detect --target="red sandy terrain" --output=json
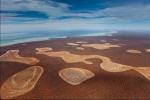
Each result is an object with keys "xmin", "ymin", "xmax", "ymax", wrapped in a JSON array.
[{"xmin": 0, "ymin": 36, "xmax": 150, "ymax": 99}]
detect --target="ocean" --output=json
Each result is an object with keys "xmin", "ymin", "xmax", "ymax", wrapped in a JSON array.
[{"xmin": 0, "ymin": 30, "xmax": 117, "ymax": 46}]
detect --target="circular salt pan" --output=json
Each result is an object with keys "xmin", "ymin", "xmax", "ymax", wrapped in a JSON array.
[
  {"xmin": 126, "ymin": 49, "xmax": 142, "ymax": 54},
  {"xmin": 59, "ymin": 68, "xmax": 95, "ymax": 85},
  {"xmin": 0, "ymin": 66, "xmax": 44, "ymax": 99}
]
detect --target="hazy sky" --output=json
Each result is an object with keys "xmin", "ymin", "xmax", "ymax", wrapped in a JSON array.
[{"xmin": 1, "ymin": 0, "xmax": 150, "ymax": 34}]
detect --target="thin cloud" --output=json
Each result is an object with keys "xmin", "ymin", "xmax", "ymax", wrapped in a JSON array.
[
  {"xmin": 2, "ymin": 17, "xmax": 150, "ymax": 34},
  {"xmin": 2, "ymin": 0, "xmax": 150, "ymax": 20},
  {"xmin": 1, "ymin": 0, "xmax": 70, "ymax": 17},
  {"xmin": 1, "ymin": 0, "xmax": 150, "ymax": 33}
]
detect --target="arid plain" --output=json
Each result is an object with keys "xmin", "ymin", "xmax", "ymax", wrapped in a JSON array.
[{"xmin": 0, "ymin": 36, "xmax": 150, "ymax": 99}]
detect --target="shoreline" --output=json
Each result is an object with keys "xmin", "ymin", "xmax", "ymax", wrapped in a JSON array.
[
  {"xmin": 1, "ymin": 33, "xmax": 150, "ymax": 48},
  {"xmin": 1, "ymin": 31, "xmax": 150, "ymax": 47},
  {"xmin": 1, "ymin": 30, "xmax": 116, "ymax": 47}
]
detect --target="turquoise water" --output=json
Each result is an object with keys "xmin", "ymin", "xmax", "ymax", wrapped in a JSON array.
[{"xmin": 0, "ymin": 30, "xmax": 116, "ymax": 46}]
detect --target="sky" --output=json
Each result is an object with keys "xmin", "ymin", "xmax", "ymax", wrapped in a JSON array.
[{"xmin": 1, "ymin": 0, "xmax": 150, "ymax": 34}]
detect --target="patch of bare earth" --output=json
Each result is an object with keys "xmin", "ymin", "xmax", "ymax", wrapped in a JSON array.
[
  {"xmin": 145, "ymin": 49, "xmax": 150, "ymax": 53},
  {"xmin": 126, "ymin": 49, "xmax": 142, "ymax": 54},
  {"xmin": 82, "ymin": 43, "xmax": 121, "ymax": 50},
  {"xmin": 0, "ymin": 50, "xmax": 39, "ymax": 65},
  {"xmin": 76, "ymin": 47, "xmax": 84, "ymax": 50},
  {"xmin": 0, "ymin": 66, "xmax": 44, "ymax": 99},
  {"xmin": 76, "ymin": 41, "xmax": 88, "ymax": 44},
  {"xmin": 59, "ymin": 68, "xmax": 95, "ymax": 85},
  {"xmin": 67, "ymin": 43, "xmax": 79, "ymax": 46},
  {"xmin": 36, "ymin": 48, "xmax": 150, "ymax": 81}
]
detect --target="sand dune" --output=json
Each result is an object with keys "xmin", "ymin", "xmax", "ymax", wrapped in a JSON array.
[
  {"xmin": 0, "ymin": 66, "xmax": 44, "ymax": 99},
  {"xmin": 59, "ymin": 68, "xmax": 95, "ymax": 85},
  {"xmin": 0, "ymin": 50, "xmax": 39, "ymax": 65}
]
